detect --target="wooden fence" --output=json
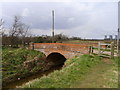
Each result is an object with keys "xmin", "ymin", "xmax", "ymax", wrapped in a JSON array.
[{"xmin": 89, "ymin": 42, "xmax": 117, "ymax": 58}]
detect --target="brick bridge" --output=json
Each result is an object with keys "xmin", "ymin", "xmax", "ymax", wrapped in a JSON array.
[
  {"xmin": 29, "ymin": 43, "xmax": 91, "ymax": 59},
  {"xmin": 28, "ymin": 42, "xmax": 107, "ymax": 68}
]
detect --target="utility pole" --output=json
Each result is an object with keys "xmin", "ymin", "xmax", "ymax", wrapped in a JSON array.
[
  {"xmin": 117, "ymin": 28, "xmax": 120, "ymax": 58},
  {"xmin": 52, "ymin": 10, "xmax": 55, "ymax": 43},
  {"xmin": 118, "ymin": 2, "xmax": 120, "ymax": 59}
]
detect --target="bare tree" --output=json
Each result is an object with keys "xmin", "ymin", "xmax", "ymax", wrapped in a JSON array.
[
  {"xmin": 9, "ymin": 16, "xmax": 21, "ymax": 36},
  {"xmin": 0, "ymin": 19, "xmax": 5, "ymax": 36},
  {"xmin": 9, "ymin": 16, "xmax": 20, "ymax": 47},
  {"xmin": 19, "ymin": 23, "xmax": 30, "ymax": 47},
  {"xmin": 0, "ymin": 19, "xmax": 4, "ymax": 29},
  {"xmin": 9, "ymin": 16, "xmax": 30, "ymax": 47}
]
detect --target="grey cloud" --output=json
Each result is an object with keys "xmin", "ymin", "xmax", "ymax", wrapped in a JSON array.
[
  {"xmin": 1, "ymin": 2, "xmax": 117, "ymax": 39},
  {"xmin": 2, "ymin": 2, "xmax": 90, "ymax": 29}
]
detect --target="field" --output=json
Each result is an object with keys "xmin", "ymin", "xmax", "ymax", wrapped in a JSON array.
[{"xmin": 20, "ymin": 54, "xmax": 118, "ymax": 88}]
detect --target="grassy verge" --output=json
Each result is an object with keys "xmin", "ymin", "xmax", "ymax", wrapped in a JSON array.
[
  {"xmin": 71, "ymin": 57, "xmax": 118, "ymax": 88},
  {"xmin": 20, "ymin": 54, "xmax": 102, "ymax": 88},
  {"xmin": 110, "ymin": 57, "xmax": 119, "ymax": 88},
  {"xmin": 2, "ymin": 48, "xmax": 44, "ymax": 83}
]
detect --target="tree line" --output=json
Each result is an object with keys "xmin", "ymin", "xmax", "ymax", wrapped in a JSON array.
[{"xmin": 1, "ymin": 16, "xmax": 81, "ymax": 48}]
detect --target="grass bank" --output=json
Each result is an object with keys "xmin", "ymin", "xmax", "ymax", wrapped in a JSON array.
[
  {"xmin": 72, "ymin": 57, "xmax": 118, "ymax": 88},
  {"xmin": 20, "ymin": 54, "xmax": 102, "ymax": 88},
  {"xmin": 2, "ymin": 48, "xmax": 45, "ymax": 86}
]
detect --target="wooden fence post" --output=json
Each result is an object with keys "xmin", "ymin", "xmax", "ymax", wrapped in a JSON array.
[
  {"xmin": 89, "ymin": 46, "xmax": 91, "ymax": 54},
  {"xmin": 91, "ymin": 46, "xmax": 93, "ymax": 54},
  {"xmin": 32, "ymin": 42, "xmax": 34, "ymax": 50},
  {"xmin": 118, "ymin": 41, "xmax": 120, "ymax": 59},
  {"xmin": 89, "ymin": 46, "xmax": 93, "ymax": 54},
  {"xmin": 111, "ymin": 42, "xmax": 114, "ymax": 59},
  {"xmin": 98, "ymin": 42, "xmax": 101, "ymax": 56}
]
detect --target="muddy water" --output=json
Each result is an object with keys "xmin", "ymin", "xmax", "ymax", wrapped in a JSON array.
[{"xmin": 3, "ymin": 65, "xmax": 63, "ymax": 89}]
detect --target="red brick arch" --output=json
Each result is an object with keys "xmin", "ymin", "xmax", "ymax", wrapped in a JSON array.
[{"xmin": 29, "ymin": 43, "xmax": 90, "ymax": 58}]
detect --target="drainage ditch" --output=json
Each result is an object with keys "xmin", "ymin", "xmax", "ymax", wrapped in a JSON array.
[{"xmin": 3, "ymin": 52, "xmax": 67, "ymax": 89}]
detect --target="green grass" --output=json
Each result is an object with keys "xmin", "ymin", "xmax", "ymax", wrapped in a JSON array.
[
  {"xmin": 20, "ymin": 54, "xmax": 119, "ymax": 88},
  {"xmin": 72, "ymin": 57, "xmax": 118, "ymax": 88},
  {"xmin": 2, "ymin": 47, "xmax": 44, "ymax": 80},
  {"xmin": 20, "ymin": 54, "xmax": 102, "ymax": 88},
  {"xmin": 62, "ymin": 40, "xmax": 99, "ymax": 44},
  {"xmin": 111, "ymin": 57, "xmax": 119, "ymax": 67}
]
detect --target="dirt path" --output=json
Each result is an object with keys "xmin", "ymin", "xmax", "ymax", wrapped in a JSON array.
[{"xmin": 71, "ymin": 58, "xmax": 118, "ymax": 88}]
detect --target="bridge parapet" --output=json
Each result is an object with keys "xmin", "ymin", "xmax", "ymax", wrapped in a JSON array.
[{"xmin": 29, "ymin": 43, "xmax": 90, "ymax": 58}]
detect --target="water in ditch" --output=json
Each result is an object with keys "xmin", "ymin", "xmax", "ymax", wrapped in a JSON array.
[
  {"xmin": 3, "ymin": 52, "xmax": 67, "ymax": 89},
  {"xmin": 3, "ymin": 65, "xmax": 63, "ymax": 89}
]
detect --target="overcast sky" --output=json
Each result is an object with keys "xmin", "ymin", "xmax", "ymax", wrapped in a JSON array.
[{"xmin": 1, "ymin": 0, "xmax": 118, "ymax": 39}]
